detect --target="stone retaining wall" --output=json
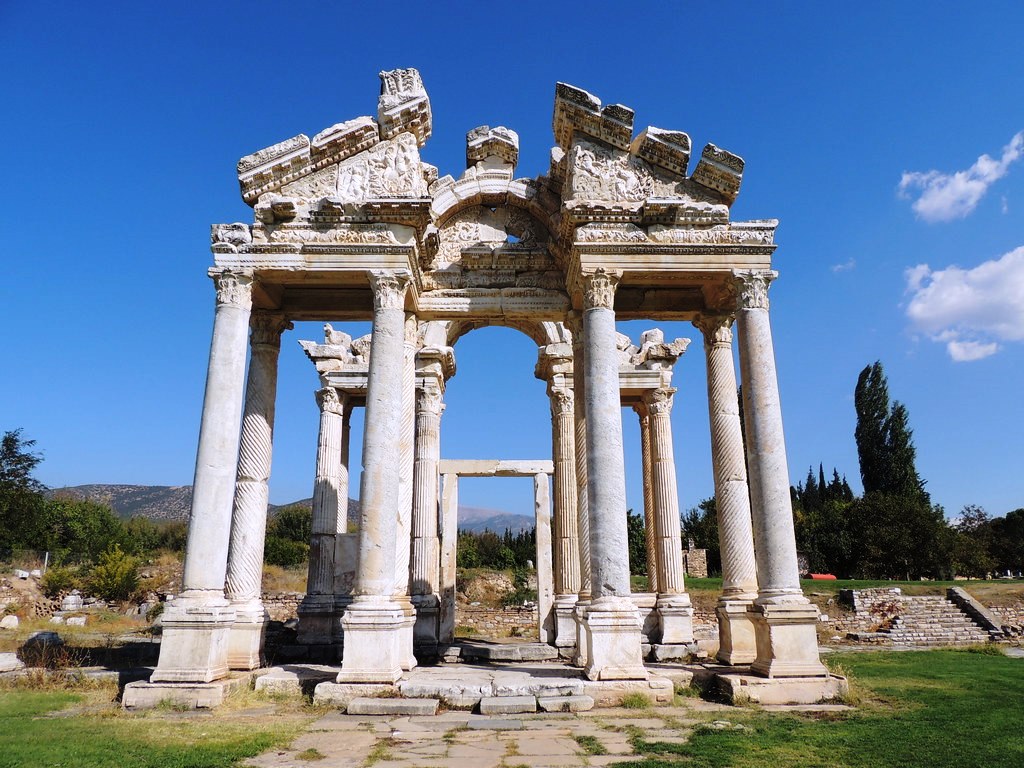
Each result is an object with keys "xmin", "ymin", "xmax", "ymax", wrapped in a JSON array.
[
  {"xmin": 456, "ymin": 606, "xmax": 539, "ymax": 639},
  {"xmin": 263, "ymin": 592, "xmax": 303, "ymax": 622}
]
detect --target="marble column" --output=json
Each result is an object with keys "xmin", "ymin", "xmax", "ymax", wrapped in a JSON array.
[
  {"xmin": 332, "ymin": 403, "xmax": 353, "ymax": 639},
  {"xmin": 580, "ymin": 270, "xmax": 647, "ymax": 680},
  {"xmin": 566, "ymin": 312, "xmax": 592, "ymax": 665},
  {"xmin": 411, "ymin": 381, "xmax": 444, "ymax": 646},
  {"xmin": 634, "ymin": 403, "xmax": 659, "ymax": 595},
  {"xmin": 534, "ymin": 472, "xmax": 555, "ymax": 644},
  {"xmin": 337, "ymin": 270, "xmax": 411, "ymax": 683},
  {"xmin": 393, "ymin": 313, "xmax": 418, "ymax": 671},
  {"xmin": 225, "ymin": 311, "xmax": 291, "ymax": 670},
  {"xmin": 297, "ymin": 386, "xmax": 348, "ymax": 646},
  {"xmin": 694, "ymin": 313, "xmax": 758, "ymax": 665},
  {"xmin": 152, "ymin": 269, "xmax": 252, "ymax": 683},
  {"xmin": 644, "ymin": 388, "xmax": 694, "ymax": 647},
  {"xmin": 438, "ymin": 473, "xmax": 458, "ymax": 645},
  {"xmin": 549, "ymin": 384, "xmax": 580, "ymax": 647},
  {"xmin": 733, "ymin": 270, "xmax": 827, "ymax": 678}
]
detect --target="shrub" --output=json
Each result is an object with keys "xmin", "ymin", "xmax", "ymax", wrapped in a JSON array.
[
  {"xmin": 40, "ymin": 565, "xmax": 81, "ymax": 598},
  {"xmin": 264, "ymin": 536, "xmax": 309, "ymax": 568},
  {"xmin": 88, "ymin": 545, "xmax": 140, "ymax": 601}
]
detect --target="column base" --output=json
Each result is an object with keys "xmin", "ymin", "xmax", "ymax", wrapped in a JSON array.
[
  {"xmin": 750, "ymin": 601, "xmax": 828, "ymax": 678},
  {"xmin": 656, "ymin": 594, "xmax": 694, "ymax": 645},
  {"xmin": 150, "ymin": 597, "xmax": 235, "ymax": 683},
  {"xmin": 583, "ymin": 598, "xmax": 648, "ymax": 681},
  {"xmin": 336, "ymin": 599, "xmax": 406, "ymax": 684},
  {"xmin": 411, "ymin": 594, "xmax": 440, "ymax": 646},
  {"xmin": 553, "ymin": 595, "xmax": 578, "ymax": 648},
  {"xmin": 630, "ymin": 592, "xmax": 658, "ymax": 643},
  {"xmin": 573, "ymin": 599, "xmax": 591, "ymax": 666},
  {"xmin": 297, "ymin": 594, "xmax": 336, "ymax": 646},
  {"xmin": 716, "ymin": 599, "xmax": 757, "ymax": 665},
  {"xmin": 226, "ymin": 601, "xmax": 268, "ymax": 670},
  {"xmin": 395, "ymin": 597, "xmax": 418, "ymax": 672}
]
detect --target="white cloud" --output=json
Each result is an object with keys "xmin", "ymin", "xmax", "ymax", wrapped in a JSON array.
[
  {"xmin": 831, "ymin": 258, "xmax": 856, "ymax": 273},
  {"xmin": 905, "ymin": 246, "xmax": 1024, "ymax": 361},
  {"xmin": 898, "ymin": 131, "xmax": 1024, "ymax": 222}
]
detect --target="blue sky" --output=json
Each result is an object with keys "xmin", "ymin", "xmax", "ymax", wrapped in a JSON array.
[{"xmin": 2, "ymin": 2, "xmax": 1022, "ymax": 520}]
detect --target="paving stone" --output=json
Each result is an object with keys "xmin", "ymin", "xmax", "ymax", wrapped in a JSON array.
[
  {"xmin": 347, "ymin": 697, "xmax": 439, "ymax": 715},
  {"xmin": 479, "ymin": 695, "xmax": 537, "ymax": 714},
  {"xmin": 466, "ymin": 718, "xmax": 524, "ymax": 730}
]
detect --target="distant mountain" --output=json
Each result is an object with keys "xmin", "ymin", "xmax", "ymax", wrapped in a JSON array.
[{"xmin": 46, "ymin": 485, "xmax": 531, "ymax": 532}]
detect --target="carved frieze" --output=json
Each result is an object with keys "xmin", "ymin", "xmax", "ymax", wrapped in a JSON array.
[
  {"xmin": 335, "ymin": 133, "xmax": 428, "ymax": 204},
  {"xmin": 647, "ymin": 224, "xmax": 773, "ymax": 245},
  {"xmin": 576, "ymin": 223, "xmax": 648, "ymax": 243},
  {"xmin": 378, "ymin": 68, "xmax": 431, "ymax": 146}
]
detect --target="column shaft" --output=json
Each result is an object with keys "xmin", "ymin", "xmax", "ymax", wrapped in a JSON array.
[
  {"xmin": 646, "ymin": 390, "xmax": 685, "ymax": 595},
  {"xmin": 636, "ymin": 405, "xmax": 659, "ymax": 593},
  {"xmin": 411, "ymin": 386, "xmax": 443, "ymax": 595},
  {"xmin": 307, "ymin": 388, "xmax": 347, "ymax": 597},
  {"xmin": 550, "ymin": 388, "xmax": 581, "ymax": 597}
]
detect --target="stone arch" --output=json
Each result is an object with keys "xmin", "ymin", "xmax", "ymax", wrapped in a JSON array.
[{"xmin": 444, "ymin": 317, "xmax": 568, "ymax": 348}]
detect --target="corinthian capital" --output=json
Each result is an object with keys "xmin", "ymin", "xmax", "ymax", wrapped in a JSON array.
[
  {"xmin": 582, "ymin": 269, "xmax": 620, "ymax": 310},
  {"xmin": 693, "ymin": 313, "xmax": 734, "ymax": 346},
  {"xmin": 643, "ymin": 387, "xmax": 676, "ymax": 416},
  {"xmin": 368, "ymin": 270, "xmax": 411, "ymax": 311},
  {"xmin": 250, "ymin": 312, "xmax": 293, "ymax": 347},
  {"xmin": 549, "ymin": 386, "xmax": 574, "ymax": 417},
  {"xmin": 315, "ymin": 386, "xmax": 345, "ymax": 416},
  {"xmin": 732, "ymin": 270, "xmax": 777, "ymax": 311},
  {"xmin": 211, "ymin": 269, "xmax": 253, "ymax": 310},
  {"xmin": 416, "ymin": 385, "xmax": 444, "ymax": 416}
]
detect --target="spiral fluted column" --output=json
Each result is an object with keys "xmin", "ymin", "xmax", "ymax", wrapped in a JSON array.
[
  {"xmin": 225, "ymin": 311, "xmax": 291, "ymax": 669},
  {"xmin": 695, "ymin": 313, "xmax": 758, "ymax": 664}
]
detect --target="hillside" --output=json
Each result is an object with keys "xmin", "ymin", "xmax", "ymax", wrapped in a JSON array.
[{"xmin": 47, "ymin": 484, "xmax": 532, "ymax": 532}]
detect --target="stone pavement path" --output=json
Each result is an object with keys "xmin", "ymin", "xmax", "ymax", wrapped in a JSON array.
[{"xmin": 241, "ymin": 703, "xmax": 731, "ymax": 768}]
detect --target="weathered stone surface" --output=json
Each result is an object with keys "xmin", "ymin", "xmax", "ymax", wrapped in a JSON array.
[
  {"xmin": 537, "ymin": 694, "xmax": 595, "ymax": 712},
  {"xmin": 254, "ymin": 665, "xmax": 337, "ymax": 695},
  {"xmin": 0, "ymin": 652, "xmax": 25, "ymax": 672},
  {"xmin": 582, "ymin": 677, "xmax": 674, "ymax": 707},
  {"xmin": 479, "ymin": 695, "xmax": 537, "ymax": 714},
  {"xmin": 122, "ymin": 676, "xmax": 248, "ymax": 710},
  {"xmin": 0, "ymin": 615, "xmax": 18, "ymax": 629},
  {"xmin": 715, "ymin": 672, "xmax": 848, "ymax": 706},
  {"xmin": 347, "ymin": 697, "xmax": 439, "ymax": 715},
  {"xmin": 312, "ymin": 682, "xmax": 396, "ymax": 707}
]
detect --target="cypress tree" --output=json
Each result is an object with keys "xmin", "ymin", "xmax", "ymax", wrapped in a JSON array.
[{"xmin": 855, "ymin": 362, "xmax": 890, "ymax": 494}]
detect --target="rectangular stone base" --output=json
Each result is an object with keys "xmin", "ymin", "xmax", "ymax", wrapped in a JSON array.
[
  {"xmin": 582, "ymin": 677, "xmax": 673, "ymax": 707},
  {"xmin": 714, "ymin": 672, "xmax": 849, "ymax": 705},
  {"xmin": 347, "ymin": 697, "xmax": 439, "ymax": 715},
  {"xmin": 751, "ymin": 602, "xmax": 829, "ymax": 678},
  {"xmin": 150, "ymin": 602, "xmax": 234, "ymax": 683},
  {"xmin": 649, "ymin": 643, "xmax": 694, "ymax": 662},
  {"xmin": 122, "ymin": 675, "xmax": 248, "ymax": 709},
  {"xmin": 336, "ymin": 602, "xmax": 407, "ymax": 683},
  {"xmin": 253, "ymin": 664, "xmax": 338, "ymax": 696},
  {"xmin": 716, "ymin": 601, "xmax": 757, "ymax": 665},
  {"xmin": 583, "ymin": 604, "xmax": 648, "ymax": 681}
]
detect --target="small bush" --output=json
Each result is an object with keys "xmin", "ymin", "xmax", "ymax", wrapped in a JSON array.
[
  {"xmin": 264, "ymin": 536, "xmax": 309, "ymax": 567},
  {"xmin": 620, "ymin": 692, "xmax": 652, "ymax": 709},
  {"xmin": 88, "ymin": 545, "xmax": 140, "ymax": 601},
  {"xmin": 40, "ymin": 565, "xmax": 81, "ymax": 598}
]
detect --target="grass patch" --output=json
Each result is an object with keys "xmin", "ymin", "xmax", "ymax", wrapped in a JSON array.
[
  {"xmin": 0, "ymin": 685, "xmax": 310, "ymax": 768},
  {"xmin": 573, "ymin": 734, "xmax": 608, "ymax": 755},
  {"xmin": 614, "ymin": 649, "xmax": 1024, "ymax": 768},
  {"xmin": 363, "ymin": 736, "xmax": 397, "ymax": 766},
  {"xmin": 296, "ymin": 747, "xmax": 326, "ymax": 760},
  {"xmin": 620, "ymin": 692, "xmax": 652, "ymax": 709}
]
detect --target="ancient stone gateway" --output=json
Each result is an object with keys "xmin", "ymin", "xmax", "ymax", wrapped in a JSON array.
[{"xmin": 124, "ymin": 68, "xmax": 843, "ymax": 707}]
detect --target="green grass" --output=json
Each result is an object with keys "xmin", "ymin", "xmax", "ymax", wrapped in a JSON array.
[
  {"xmin": 0, "ymin": 686, "xmax": 308, "ymax": 768},
  {"xmin": 615, "ymin": 649, "xmax": 1024, "ymax": 768},
  {"xmin": 573, "ymin": 734, "xmax": 608, "ymax": 755}
]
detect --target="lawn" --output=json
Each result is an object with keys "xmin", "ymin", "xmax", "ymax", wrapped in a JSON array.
[
  {"xmin": 0, "ymin": 683, "xmax": 310, "ymax": 768},
  {"xmin": 619, "ymin": 648, "xmax": 1024, "ymax": 768}
]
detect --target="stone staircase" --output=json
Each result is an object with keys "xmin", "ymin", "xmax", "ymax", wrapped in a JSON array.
[{"xmin": 862, "ymin": 595, "xmax": 992, "ymax": 646}]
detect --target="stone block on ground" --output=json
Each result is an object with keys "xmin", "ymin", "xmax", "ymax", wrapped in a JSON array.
[
  {"xmin": 312, "ymin": 681, "xmax": 397, "ymax": 707},
  {"xmin": 537, "ymin": 694, "xmax": 594, "ymax": 712},
  {"xmin": 714, "ymin": 672, "xmax": 848, "ymax": 705},
  {"xmin": 254, "ymin": 664, "xmax": 337, "ymax": 695},
  {"xmin": 122, "ymin": 676, "xmax": 249, "ymax": 709},
  {"xmin": 0, "ymin": 652, "xmax": 25, "ymax": 673},
  {"xmin": 479, "ymin": 695, "xmax": 537, "ymax": 714},
  {"xmin": 583, "ymin": 676, "xmax": 674, "ymax": 707},
  {"xmin": 347, "ymin": 697, "xmax": 439, "ymax": 715}
]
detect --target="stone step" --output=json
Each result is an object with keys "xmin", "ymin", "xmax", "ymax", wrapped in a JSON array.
[
  {"xmin": 479, "ymin": 695, "xmax": 537, "ymax": 714},
  {"xmin": 347, "ymin": 697, "xmax": 440, "ymax": 716},
  {"xmin": 537, "ymin": 694, "xmax": 595, "ymax": 712}
]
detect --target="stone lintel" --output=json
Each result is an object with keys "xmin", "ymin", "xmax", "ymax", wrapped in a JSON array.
[{"xmin": 438, "ymin": 459, "xmax": 554, "ymax": 477}]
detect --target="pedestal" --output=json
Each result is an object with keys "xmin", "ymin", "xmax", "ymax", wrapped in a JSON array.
[
  {"xmin": 226, "ymin": 601, "xmax": 268, "ymax": 670},
  {"xmin": 716, "ymin": 600, "xmax": 757, "ymax": 665},
  {"xmin": 297, "ymin": 594, "xmax": 336, "ymax": 646},
  {"xmin": 553, "ymin": 596, "xmax": 578, "ymax": 648},
  {"xmin": 151, "ymin": 601, "xmax": 235, "ymax": 683},
  {"xmin": 583, "ymin": 600, "xmax": 648, "ymax": 681},
  {"xmin": 656, "ymin": 594, "xmax": 694, "ymax": 645},
  {"xmin": 750, "ymin": 602, "xmax": 828, "ymax": 678},
  {"xmin": 336, "ymin": 600, "xmax": 406, "ymax": 683},
  {"xmin": 412, "ymin": 593, "xmax": 439, "ymax": 647}
]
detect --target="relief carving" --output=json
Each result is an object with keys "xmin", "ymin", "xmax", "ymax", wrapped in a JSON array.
[
  {"xmin": 582, "ymin": 269, "xmax": 619, "ymax": 310},
  {"xmin": 732, "ymin": 270, "xmax": 776, "ymax": 311},
  {"xmin": 335, "ymin": 133, "xmax": 427, "ymax": 203}
]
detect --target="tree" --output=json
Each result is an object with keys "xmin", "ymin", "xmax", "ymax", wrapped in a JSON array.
[
  {"xmin": 0, "ymin": 429, "xmax": 48, "ymax": 553},
  {"xmin": 951, "ymin": 505, "xmax": 995, "ymax": 578},
  {"xmin": 990, "ymin": 509, "xmax": 1024, "ymax": 575},
  {"xmin": 626, "ymin": 509, "xmax": 647, "ymax": 576},
  {"xmin": 681, "ymin": 497, "xmax": 720, "ymax": 575},
  {"xmin": 854, "ymin": 362, "xmax": 927, "ymax": 501}
]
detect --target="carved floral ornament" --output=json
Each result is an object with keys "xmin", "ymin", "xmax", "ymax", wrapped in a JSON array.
[
  {"xmin": 250, "ymin": 312, "xmax": 293, "ymax": 346},
  {"xmin": 693, "ymin": 314, "xmax": 734, "ymax": 346},
  {"xmin": 643, "ymin": 387, "xmax": 676, "ymax": 415},
  {"xmin": 212, "ymin": 270, "xmax": 254, "ymax": 310},
  {"xmin": 315, "ymin": 386, "xmax": 345, "ymax": 416},
  {"xmin": 582, "ymin": 269, "xmax": 621, "ymax": 310},
  {"xmin": 368, "ymin": 270, "xmax": 411, "ymax": 311},
  {"xmin": 417, "ymin": 385, "xmax": 445, "ymax": 415},
  {"xmin": 549, "ymin": 387, "xmax": 574, "ymax": 416},
  {"xmin": 732, "ymin": 269, "xmax": 777, "ymax": 311}
]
